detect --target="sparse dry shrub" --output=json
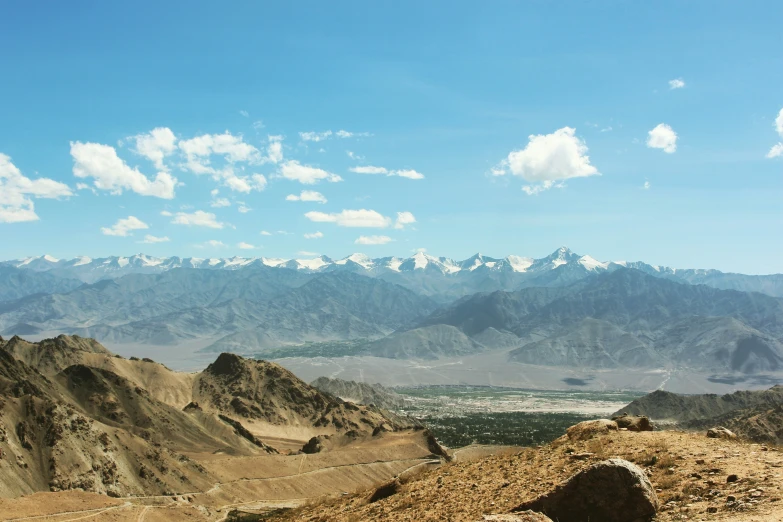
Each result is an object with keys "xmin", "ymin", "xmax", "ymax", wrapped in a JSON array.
[
  {"xmin": 656, "ymin": 453, "xmax": 676, "ymax": 469},
  {"xmin": 656, "ymin": 474, "xmax": 679, "ymax": 490}
]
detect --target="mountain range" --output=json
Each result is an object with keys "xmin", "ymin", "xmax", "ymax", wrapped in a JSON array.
[
  {"xmin": 3, "ymin": 247, "xmax": 783, "ymax": 301},
  {"xmin": 1, "ymin": 248, "xmax": 782, "ymax": 376}
]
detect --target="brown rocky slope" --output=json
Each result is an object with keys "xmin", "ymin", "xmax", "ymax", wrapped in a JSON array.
[{"xmin": 0, "ymin": 335, "xmax": 420, "ymax": 500}]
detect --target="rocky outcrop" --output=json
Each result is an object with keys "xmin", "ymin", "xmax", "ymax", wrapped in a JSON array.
[
  {"xmin": 612, "ymin": 414, "xmax": 653, "ymax": 432},
  {"xmin": 706, "ymin": 426, "xmax": 737, "ymax": 439},
  {"xmin": 564, "ymin": 419, "xmax": 618, "ymax": 441},
  {"xmin": 513, "ymin": 458, "xmax": 659, "ymax": 522}
]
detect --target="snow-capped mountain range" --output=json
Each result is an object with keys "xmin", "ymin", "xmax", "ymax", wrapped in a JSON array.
[{"xmin": 1, "ymin": 247, "xmax": 698, "ymax": 281}]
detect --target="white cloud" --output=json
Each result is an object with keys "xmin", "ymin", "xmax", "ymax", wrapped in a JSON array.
[
  {"xmin": 211, "ymin": 197, "xmax": 231, "ymax": 208},
  {"xmin": 349, "ymin": 165, "xmax": 424, "ymax": 179},
  {"xmin": 239, "ymin": 110, "xmax": 249, "ymax": 118},
  {"xmin": 394, "ymin": 169, "xmax": 425, "ymax": 180},
  {"xmin": 337, "ymin": 130, "xmax": 371, "ymax": 138},
  {"xmin": 129, "ymin": 127, "xmax": 177, "ymax": 170},
  {"xmin": 647, "ymin": 123, "xmax": 678, "ymax": 153},
  {"xmin": 351, "ymin": 166, "xmax": 388, "ymax": 174},
  {"xmin": 178, "ymin": 132, "xmax": 277, "ymax": 192},
  {"xmin": 394, "ymin": 211, "xmax": 416, "ymax": 229},
  {"xmin": 305, "ymin": 209, "xmax": 392, "ymax": 228},
  {"xmin": 766, "ymin": 108, "xmax": 783, "ymax": 159},
  {"xmin": 70, "ymin": 141, "xmax": 177, "ymax": 198},
  {"xmin": 160, "ymin": 210, "xmax": 173, "ymax": 217},
  {"xmin": 495, "ymin": 127, "xmax": 599, "ymax": 194},
  {"xmin": 600, "ymin": 126, "xmax": 613, "ymax": 132},
  {"xmin": 279, "ymin": 160, "xmax": 342, "ymax": 184},
  {"xmin": 414, "ymin": 247, "xmax": 427, "ymax": 253},
  {"xmin": 643, "ymin": 181, "xmax": 651, "ymax": 190},
  {"xmin": 304, "ymin": 231, "xmax": 324, "ymax": 239},
  {"xmin": 668, "ymin": 78, "xmax": 686, "ymax": 90},
  {"xmin": 260, "ymin": 230, "xmax": 272, "ymax": 236},
  {"xmin": 179, "ymin": 131, "xmax": 260, "ymax": 164},
  {"xmin": 100, "ymin": 216, "xmax": 149, "ymax": 236},
  {"xmin": 0, "ymin": 153, "xmax": 73, "ymax": 223},
  {"xmin": 298, "ymin": 251, "xmax": 319, "ymax": 256},
  {"xmin": 237, "ymin": 242, "xmax": 256, "ymax": 249},
  {"xmin": 346, "ymin": 151, "xmax": 364, "ymax": 160},
  {"xmin": 170, "ymin": 210, "xmax": 225, "ymax": 229},
  {"xmin": 286, "ymin": 190, "xmax": 327, "ymax": 203},
  {"xmin": 267, "ymin": 136, "xmax": 283, "ymax": 164},
  {"xmin": 522, "ymin": 181, "xmax": 564, "ymax": 196},
  {"xmin": 141, "ymin": 234, "xmax": 170, "ymax": 243},
  {"xmin": 299, "ymin": 130, "xmax": 333, "ymax": 142},
  {"xmin": 203, "ymin": 240, "xmax": 225, "ymax": 248},
  {"xmin": 253, "ymin": 120, "xmax": 265, "ymax": 130},
  {"xmin": 251, "ymin": 174, "xmax": 268, "ymax": 190},
  {"xmin": 238, "ymin": 204, "xmax": 251, "ymax": 213},
  {"xmin": 355, "ymin": 235, "xmax": 393, "ymax": 245}
]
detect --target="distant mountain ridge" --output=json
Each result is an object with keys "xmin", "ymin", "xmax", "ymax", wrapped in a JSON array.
[{"xmin": 3, "ymin": 247, "xmax": 782, "ymax": 299}]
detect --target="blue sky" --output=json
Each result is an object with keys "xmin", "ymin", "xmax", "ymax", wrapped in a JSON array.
[{"xmin": 1, "ymin": 1, "xmax": 781, "ymax": 274}]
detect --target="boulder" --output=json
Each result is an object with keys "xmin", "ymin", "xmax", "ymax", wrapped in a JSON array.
[
  {"xmin": 369, "ymin": 478, "xmax": 400, "ymax": 503},
  {"xmin": 481, "ymin": 512, "xmax": 553, "ymax": 521},
  {"xmin": 513, "ymin": 458, "xmax": 659, "ymax": 522},
  {"xmin": 612, "ymin": 414, "xmax": 653, "ymax": 432},
  {"xmin": 707, "ymin": 427, "xmax": 737, "ymax": 440},
  {"xmin": 301, "ymin": 435, "xmax": 331, "ymax": 454},
  {"xmin": 565, "ymin": 419, "xmax": 618, "ymax": 441}
]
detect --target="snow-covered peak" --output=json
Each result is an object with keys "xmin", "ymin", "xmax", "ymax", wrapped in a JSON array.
[
  {"xmin": 336, "ymin": 253, "xmax": 374, "ymax": 269},
  {"xmin": 42, "ymin": 254, "xmax": 60, "ymax": 263},
  {"xmin": 578, "ymin": 255, "xmax": 610, "ymax": 271},
  {"xmin": 506, "ymin": 255, "xmax": 534, "ymax": 273},
  {"xmin": 295, "ymin": 256, "xmax": 331, "ymax": 271}
]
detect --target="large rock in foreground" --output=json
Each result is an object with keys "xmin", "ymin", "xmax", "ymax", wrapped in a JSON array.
[
  {"xmin": 565, "ymin": 419, "xmax": 618, "ymax": 441},
  {"xmin": 513, "ymin": 458, "xmax": 659, "ymax": 522}
]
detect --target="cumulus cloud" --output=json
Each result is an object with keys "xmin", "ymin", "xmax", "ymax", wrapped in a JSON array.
[
  {"xmin": 0, "ymin": 153, "xmax": 73, "ymax": 223},
  {"xmin": 237, "ymin": 242, "xmax": 256, "ymax": 249},
  {"xmin": 200, "ymin": 240, "xmax": 225, "ymax": 248},
  {"xmin": 304, "ymin": 231, "xmax": 324, "ymax": 239},
  {"xmin": 141, "ymin": 234, "xmax": 170, "ymax": 243},
  {"xmin": 355, "ymin": 235, "xmax": 393, "ymax": 245},
  {"xmin": 237, "ymin": 204, "xmax": 251, "ymax": 213},
  {"xmin": 70, "ymin": 141, "xmax": 177, "ymax": 199},
  {"xmin": 179, "ymin": 131, "xmax": 260, "ymax": 165},
  {"xmin": 211, "ymin": 197, "xmax": 231, "ymax": 208},
  {"xmin": 493, "ymin": 127, "xmax": 599, "ymax": 194},
  {"xmin": 170, "ymin": 210, "xmax": 225, "ymax": 229},
  {"xmin": 279, "ymin": 161, "xmax": 342, "ymax": 184},
  {"xmin": 349, "ymin": 165, "xmax": 424, "ymax": 179},
  {"xmin": 647, "ymin": 123, "xmax": 678, "ymax": 153},
  {"xmin": 668, "ymin": 78, "xmax": 686, "ymax": 89},
  {"xmin": 129, "ymin": 127, "xmax": 177, "ymax": 170},
  {"xmin": 394, "ymin": 211, "xmax": 416, "ymax": 229},
  {"xmin": 298, "ymin": 251, "xmax": 319, "ymax": 256},
  {"xmin": 100, "ymin": 216, "xmax": 149, "ymax": 236},
  {"xmin": 286, "ymin": 190, "xmax": 327, "ymax": 203},
  {"xmin": 766, "ymin": 108, "xmax": 783, "ymax": 159},
  {"xmin": 305, "ymin": 209, "xmax": 392, "ymax": 228}
]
